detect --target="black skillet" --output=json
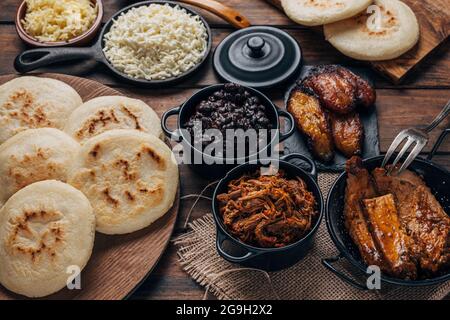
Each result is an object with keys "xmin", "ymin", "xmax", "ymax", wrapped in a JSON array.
[
  {"xmin": 324, "ymin": 128, "xmax": 450, "ymax": 289},
  {"xmin": 14, "ymin": 1, "xmax": 212, "ymax": 86},
  {"xmin": 212, "ymin": 153, "xmax": 324, "ymax": 272}
]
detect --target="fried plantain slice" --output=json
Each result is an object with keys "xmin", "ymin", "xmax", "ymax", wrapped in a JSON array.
[
  {"xmin": 287, "ymin": 87, "xmax": 334, "ymax": 162},
  {"xmin": 302, "ymin": 65, "xmax": 356, "ymax": 114},
  {"xmin": 302, "ymin": 65, "xmax": 376, "ymax": 114},
  {"xmin": 330, "ymin": 112, "xmax": 364, "ymax": 157}
]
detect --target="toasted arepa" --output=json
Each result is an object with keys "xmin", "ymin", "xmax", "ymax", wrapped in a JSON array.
[
  {"xmin": 0, "ymin": 180, "xmax": 95, "ymax": 298},
  {"xmin": 64, "ymin": 96, "xmax": 162, "ymax": 144},
  {"xmin": 0, "ymin": 128, "xmax": 81, "ymax": 206},
  {"xmin": 0, "ymin": 76, "xmax": 82, "ymax": 144},
  {"xmin": 281, "ymin": 0, "xmax": 372, "ymax": 26},
  {"xmin": 68, "ymin": 129, "xmax": 178, "ymax": 235},
  {"xmin": 324, "ymin": 0, "xmax": 420, "ymax": 60}
]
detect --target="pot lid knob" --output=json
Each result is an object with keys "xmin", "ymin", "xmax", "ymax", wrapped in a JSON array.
[
  {"xmin": 247, "ymin": 36, "xmax": 265, "ymax": 58},
  {"xmin": 213, "ymin": 26, "xmax": 303, "ymax": 89}
]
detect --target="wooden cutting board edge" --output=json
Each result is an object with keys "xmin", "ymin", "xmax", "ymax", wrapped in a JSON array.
[
  {"xmin": 264, "ymin": 0, "xmax": 450, "ymax": 84},
  {"xmin": 0, "ymin": 73, "xmax": 180, "ymax": 300}
]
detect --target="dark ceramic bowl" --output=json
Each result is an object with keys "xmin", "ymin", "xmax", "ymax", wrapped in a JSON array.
[
  {"xmin": 15, "ymin": 0, "xmax": 104, "ymax": 47},
  {"xmin": 211, "ymin": 153, "xmax": 324, "ymax": 271},
  {"xmin": 161, "ymin": 84, "xmax": 296, "ymax": 177}
]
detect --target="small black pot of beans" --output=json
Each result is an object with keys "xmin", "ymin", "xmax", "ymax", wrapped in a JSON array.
[{"xmin": 162, "ymin": 83, "xmax": 295, "ymax": 177}]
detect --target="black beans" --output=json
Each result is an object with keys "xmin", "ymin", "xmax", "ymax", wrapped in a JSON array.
[{"xmin": 184, "ymin": 84, "xmax": 272, "ymax": 140}]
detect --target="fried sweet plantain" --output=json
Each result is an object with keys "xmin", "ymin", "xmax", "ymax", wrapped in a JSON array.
[
  {"xmin": 287, "ymin": 87, "xmax": 334, "ymax": 162},
  {"xmin": 302, "ymin": 65, "xmax": 376, "ymax": 114},
  {"xmin": 330, "ymin": 112, "xmax": 364, "ymax": 157},
  {"xmin": 351, "ymin": 72, "xmax": 376, "ymax": 109}
]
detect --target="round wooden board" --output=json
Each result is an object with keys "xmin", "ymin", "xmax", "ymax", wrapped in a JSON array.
[{"xmin": 0, "ymin": 73, "xmax": 180, "ymax": 300}]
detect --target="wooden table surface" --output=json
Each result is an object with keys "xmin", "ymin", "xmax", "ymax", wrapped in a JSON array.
[{"xmin": 3, "ymin": 0, "xmax": 449, "ymax": 300}]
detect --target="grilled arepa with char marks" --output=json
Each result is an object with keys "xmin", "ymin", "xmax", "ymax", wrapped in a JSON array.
[
  {"xmin": 64, "ymin": 96, "xmax": 163, "ymax": 144},
  {"xmin": 324, "ymin": 0, "xmax": 420, "ymax": 61},
  {"xmin": 0, "ymin": 76, "xmax": 82, "ymax": 144},
  {"xmin": 68, "ymin": 129, "xmax": 179, "ymax": 235},
  {"xmin": 0, "ymin": 128, "xmax": 81, "ymax": 207},
  {"xmin": 0, "ymin": 180, "xmax": 95, "ymax": 298},
  {"xmin": 287, "ymin": 87, "xmax": 334, "ymax": 162},
  {"xmin": 281, "ymin": 0, "xmax": 372, "ymax": 26}
]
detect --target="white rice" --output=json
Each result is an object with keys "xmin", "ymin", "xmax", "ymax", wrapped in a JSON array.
[{"xmin": 103, "ymin": 4, "xmax": 208, "ymax": 81}]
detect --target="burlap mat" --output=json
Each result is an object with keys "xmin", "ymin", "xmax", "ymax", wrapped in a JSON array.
[{"xmin": 174, "ymin": 173, "xmax": 450, "ymax": 300}]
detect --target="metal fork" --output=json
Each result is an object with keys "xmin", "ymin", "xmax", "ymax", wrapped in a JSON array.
[{"xmin": 382, "ymin": 99, "xmax": 450, "ymax": 174}]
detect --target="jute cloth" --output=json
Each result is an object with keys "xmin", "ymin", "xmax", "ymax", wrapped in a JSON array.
[{"xmin": 174, "ymin": 173, "xmax": 450, "ymax": 300}]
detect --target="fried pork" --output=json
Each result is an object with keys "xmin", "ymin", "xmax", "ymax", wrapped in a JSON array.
[
  {"xmin": 372, "ymin": 166, "xmax": 450, "ymax": 275},
  {"xmin": 217, "ymin": 170, "xmax": 318, "ymax": 248},
  {"xmin": 344, "ymin": 156, "xmax": 449, "ymax": 280}
]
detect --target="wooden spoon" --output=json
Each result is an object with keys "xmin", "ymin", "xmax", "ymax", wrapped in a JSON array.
[{"xmin": 179, "ymin": 0, "xmax": 251, "ymax": 29}]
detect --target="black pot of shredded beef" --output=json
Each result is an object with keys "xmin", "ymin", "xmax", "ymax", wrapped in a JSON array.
[{"xmin": 184, "ymin": 83, "xmax": 273, "ymax": 154}]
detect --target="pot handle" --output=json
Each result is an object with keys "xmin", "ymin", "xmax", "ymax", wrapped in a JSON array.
[
  {"xmin": 216, "ymin": 230, "xmax": 257, "ymax": 264},
  {"xmin": 427, "ymin": 128, "xmax": 450, "ymax": 160},
  {"xmin": 14, "ymin": 47, "xmax": 97, "ymax": 73},
  {"xmin": 277, "ymin": 109, "xmax": 296, "ymax": 142},
  {"xmin": 179, "ymin": 0, "xmax": 251, "ymax": 29},
  {"xmin": 321, "ymin": 255, "xmax": 368, "ymax": 291},
  {"xmin": 161, "ymin": 106, "xmax": 182, "ymax": 142},
  {"xmin": 281, "ymin": 153, "xmax": 317, "ymax": 180}
]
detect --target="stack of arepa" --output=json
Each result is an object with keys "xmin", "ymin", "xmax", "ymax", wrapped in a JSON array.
[
  {"xmin": 281, "ymin": 0, "xmax": 420, "ymax": 61},
  {"xmin": 0, "ymin": 76, "xmax": 178, "ymax": 298}
]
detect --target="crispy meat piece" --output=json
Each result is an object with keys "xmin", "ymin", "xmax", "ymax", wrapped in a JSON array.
[
  {"xmin": 344, "ymin": 156, "xmax": 384, "ymax": 268},
  {"xmin": 362, "ymin": 194, "xmax": 417, "ymax": 279},
  {"xmin": 372, "ymin": 167, "xmax": 450, "ymax": 275},
  {"xmin": 301, "ymin": 65, "xmax": 376, "ymax": 114},
  {"xmin": 287, "ymin": 87, "xmax": 334, "ymax": 162},
  {"xmin": 330, "ymin": 112, "xmax": 364, "ymax": 157},
  {"xmin": 345, "ymin": 158, "xmax": 449, "ymax": 279}
]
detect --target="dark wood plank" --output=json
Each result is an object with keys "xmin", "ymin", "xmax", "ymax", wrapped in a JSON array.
[
  {"xmin": 1, "ymin": 24, "xmax": 449, "ymax": 88},
  {"xmin": 131, "ymin": 245, "xmax": 205, "ymax": 300}
]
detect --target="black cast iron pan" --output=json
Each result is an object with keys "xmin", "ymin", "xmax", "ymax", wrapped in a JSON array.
[
  {"xmin": 14, "ymin": 1, "xmax": 212, "ymax": 87},
  {"xmin": 212, "ymin": 153, "xmax": 324, "ymax": 271},
  {"xmin": 324, "ymin": 128, "xmax": 450, "ymax": 289}
]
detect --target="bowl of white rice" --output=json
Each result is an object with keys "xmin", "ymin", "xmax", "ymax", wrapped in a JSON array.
[{"xmin": 101, "ymin": 0, "xmax": 211, "ymax": 84}]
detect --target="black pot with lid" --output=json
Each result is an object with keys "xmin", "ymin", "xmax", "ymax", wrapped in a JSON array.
[{"xmin": 213, "ymin": 26, "xmax": 302, "ymax": 89}]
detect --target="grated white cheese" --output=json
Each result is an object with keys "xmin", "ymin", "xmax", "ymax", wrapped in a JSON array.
[
  {"xmin": 103, "ymin": 4, "xmax": 208, "ymax": 81},
  {"xmin": 22, "ymin": 0, "xmax": 98, "ymax": 42}
]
